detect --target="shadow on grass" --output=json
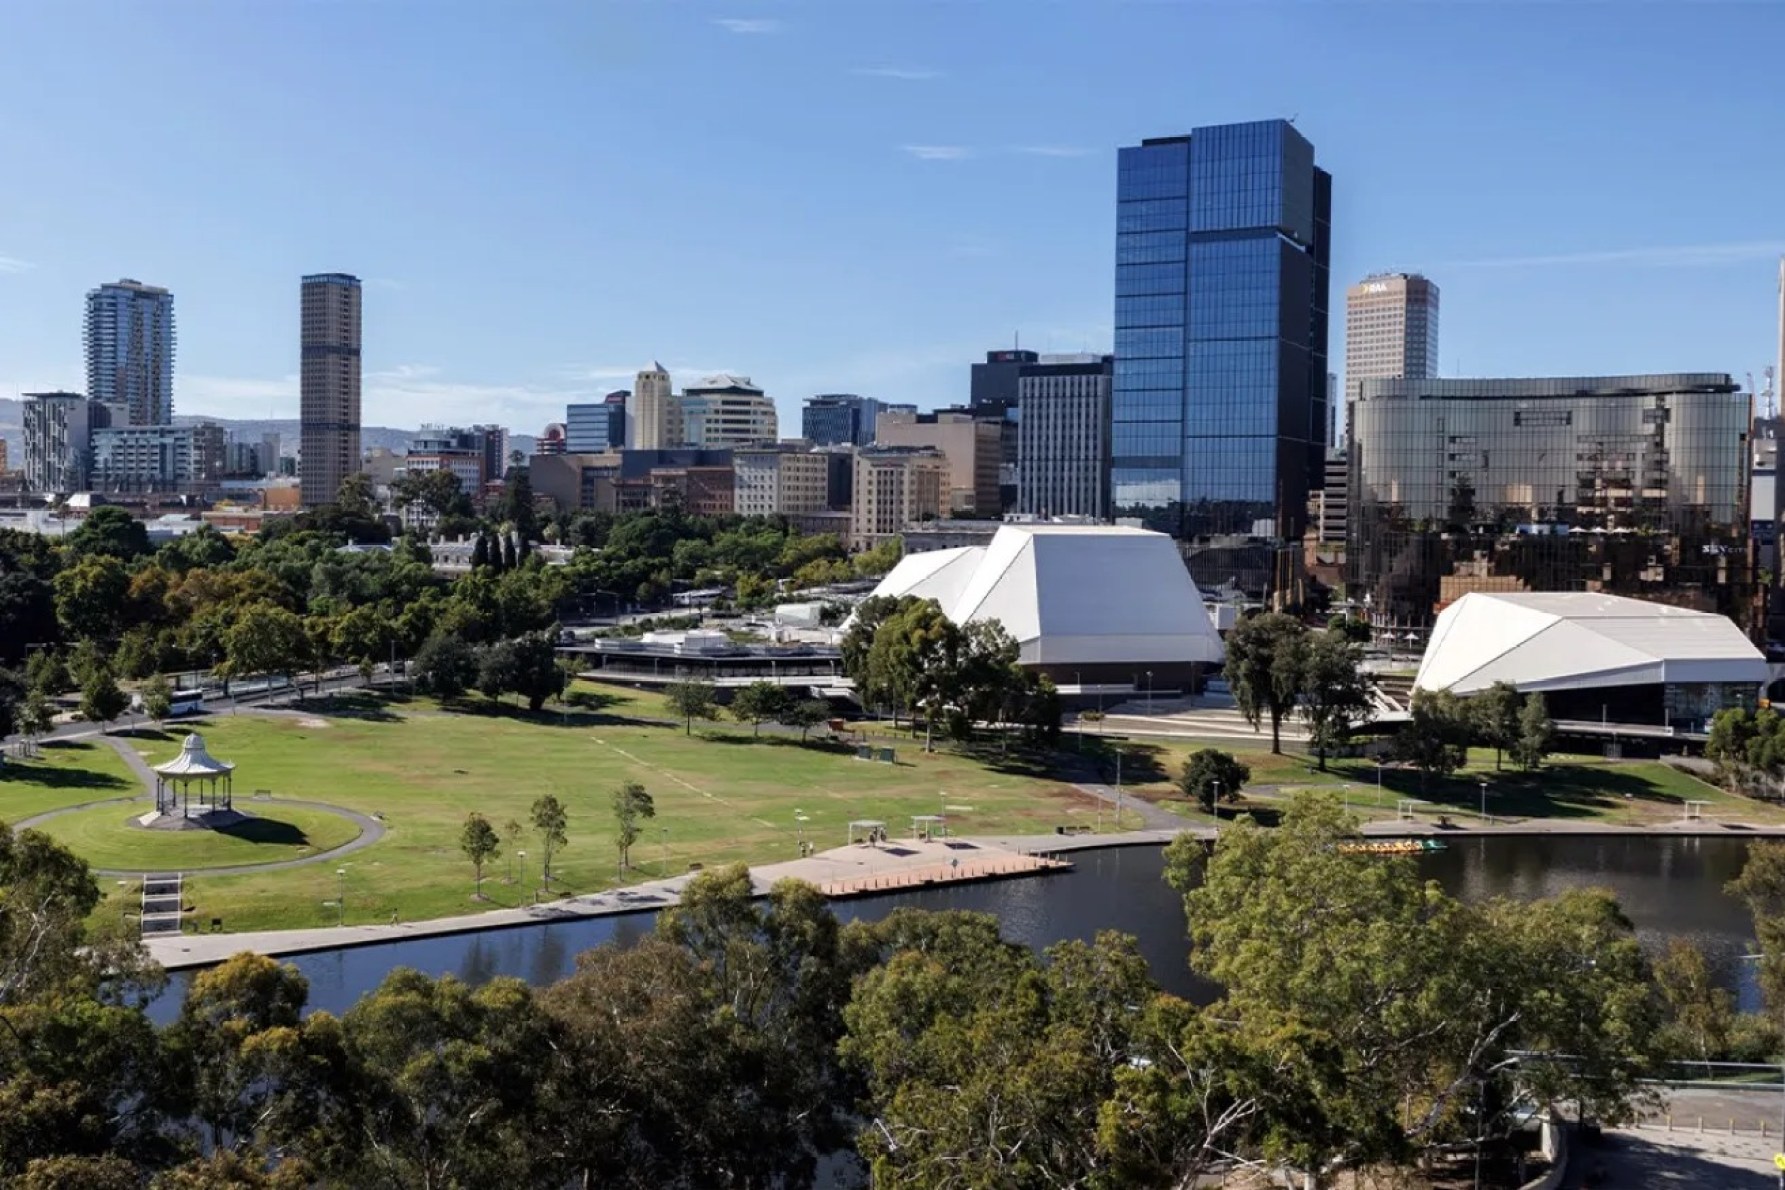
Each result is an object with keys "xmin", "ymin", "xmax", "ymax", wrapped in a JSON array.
[
  {"xmin": 446, "ymin": 697, "xmax": 669, "ymax": 731},
  {"xmin": 302, "ymin": 692, "xmax": 404, "ymax": 723},
  {"xmin": 699, "ymin": 733, "xmax": 852, "ymax": 754},
  {"xmin": 0, "ymin": 754, "xmax": 132, "ymax": 790},
  {"xmin": 214, "ymin": 817, "xmax": 315, "ymax": 847},
  {"xmin": 112, "ymin": 727, "xmax": 178, "ymax": 743},
  {"xmin": 1311, "ymin": 759, "xmax": 1694, "ymax": 820}
]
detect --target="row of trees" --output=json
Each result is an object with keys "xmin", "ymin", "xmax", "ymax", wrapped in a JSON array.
[
  {"xmin": 0, "ymin": 794, "xmax": 1707, "ymax": 1189},
  {"xmin": 1393, "ymin": 684, "xmax": 1554, "ymax": 784},
  {"xmin": 0, "ymin": 488, "xmax": 912, "ymax": 738},
  {"xmin": 1224, "ymin": 612, "xmax": 1373, "ymax": 765},
  {"xmin": 1707, "ymin": 706, "xmax": 1785, "ymax": 796},
  {"xmin": 460, "ymin": 793, "xmax": 579, "ymax": 898},
  {"xmin": 840, "ymin": 596, "xmax": 1061, "ymax": 751},
  {"xmin": 1223, "ymin": 611, "xmax": 1555, "ymax": 781},
  {"xmin": 410, "ymin": 628, "xmax": 569, "ymax": 711},
  {"xmin": 660, "ymin": 678, "xmax": 831, "ymax": 741}
]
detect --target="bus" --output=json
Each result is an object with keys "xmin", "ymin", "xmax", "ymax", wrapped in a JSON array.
[{"xmin": 169, "ymin": 688, "xmax": 206, "ymax": 717}]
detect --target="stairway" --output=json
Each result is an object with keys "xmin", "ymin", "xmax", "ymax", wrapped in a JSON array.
[{"xmin": 139, "ymin": 874, "xmax": 183, "ymax": 937}]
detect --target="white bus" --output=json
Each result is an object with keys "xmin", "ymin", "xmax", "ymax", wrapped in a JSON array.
[{"xmin": 169, "ymin": 688, "xmax": 205, "ymax": 717}]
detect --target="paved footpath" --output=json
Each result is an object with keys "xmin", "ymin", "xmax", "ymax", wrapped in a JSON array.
[{"xmin": 1566, "ymin": 1088, "xmax": 1785, "ymax": 1188}]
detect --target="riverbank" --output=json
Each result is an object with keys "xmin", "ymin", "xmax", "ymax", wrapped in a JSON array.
[{"xmin": 142, "ymin": 815, "xmax": 1785, "ymax": 972}]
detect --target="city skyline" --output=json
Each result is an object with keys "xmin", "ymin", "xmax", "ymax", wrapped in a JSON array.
[{"xmin": 0, "ymin": 3, "xmax": 1781, "ymax": 431}]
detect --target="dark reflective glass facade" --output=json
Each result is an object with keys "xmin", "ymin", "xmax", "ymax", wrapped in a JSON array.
[
  {"xmin": 1349, "ymin": 374, "xmax": 1754, "ymax": 628},
  {"xmin": 1111, "ymin": 120, "xmax": 1330, "ymax": 539}
]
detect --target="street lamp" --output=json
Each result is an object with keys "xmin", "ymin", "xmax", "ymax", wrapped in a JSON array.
[
  {"xmin": 1343, "ymin": 783, "xmax": 1351, "ymax": 816},
  {"xmin": 1740, "ymin": 951, "xmax": 1785, "ymax": 1185},
  {"xmin": 1114, "ymin": 748, "xmax": 1124, "ymax": 830},
  {"xmin": 1478, "ymin": 778, "xmax": 1490, "ymax": 825},
  {"xmin": 1145, "ymin": 671, "xmax": 1153, "ymax": 716},
  {"xmin": 660, "ymin": 826, "xmax": 669, "ymax": 872},
  {"xmin": 1073, "ymin": 671, "xmax": 1083, "ymax": 751},
  {"xmin": 517, "ymin": 850, "xmax": 528, "ymax": 903},
  {"xmin": 335, "ymin": 867, "xmax": 347, "ymax": 927}
]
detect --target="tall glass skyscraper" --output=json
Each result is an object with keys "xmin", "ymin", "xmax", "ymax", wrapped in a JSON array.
[
  {"xmin": 85, "ymin": 279, "xmax": 175, "ymax": 426},
  {"xmin": 1111, "ymin": 120, "xmax": 1330, "ymax": 539}
]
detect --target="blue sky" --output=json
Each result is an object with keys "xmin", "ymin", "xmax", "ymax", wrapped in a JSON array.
[{"xmin": 1, "ymin": 1, "xmax": 1781, "ymax": 433}]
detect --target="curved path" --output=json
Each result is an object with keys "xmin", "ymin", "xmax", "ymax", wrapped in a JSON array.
[{"xmin": 11, "ymin": 735, "xmax": 386, "ymax": 878}]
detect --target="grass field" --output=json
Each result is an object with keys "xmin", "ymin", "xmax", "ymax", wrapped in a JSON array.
[
  {"xmin": 33, "ymin": 802, "xmax": 362, "ymax": 871},
  {"xmin": 0, "ymin": 738, "xmax": 139, "ymax": 821},
  {"xmin": 15, "ymin": 680, "xmax": 1785, "ymax": 935},
  {"xmin": 72, "ymin": 683, "xmax": 1108, "ymax": 932},
  {"xmin": 1079, "ymin": 734, "xmax": 1782, "ymax": 827}
]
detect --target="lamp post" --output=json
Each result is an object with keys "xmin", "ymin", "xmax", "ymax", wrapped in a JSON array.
[
  {"xmin": 1343, "ymin": 783, "xmax": 1351, "ymax": 816},
  {"xmin": 1478, "ymin": 777, "xmax": 1490, "ymax": 825},
  {"xmin": 1740, "ymin": 952, "xmax": 1785, "ymax": 1188},
  {"xmin": 518, "ymin": 850, "xmax": 528, "ymax": 903},
  {"xmin": 1114, "ymin": 747, "xmax": 1124, "ymax": 831},
  {"xmin": 1145, "ymin": 671, "xmax": 1153, "ymax": 716},
  {"xmin": 335, "ymin": 867, "xmax": 347, "ymax": 926},
  {"xmin": 1073, "ymin": 671, "xmax": 1083, "ymax": 751},
  {"xmin": 660, "ymin": 827, "xmax": 670, "ymax": 872}
]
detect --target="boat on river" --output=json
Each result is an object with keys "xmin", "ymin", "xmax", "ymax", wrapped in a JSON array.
[{"xmin": 1337, "ymin": 838, "xmax": 1450, "ymax": 856}]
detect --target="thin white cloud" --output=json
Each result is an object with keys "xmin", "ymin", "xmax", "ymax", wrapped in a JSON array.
[
  {"xmin": 901, "ymin": 144, "xmax": 973, "ymax": 161},
  {"xmin": 0, "ymin": 255, "xmax": 35, "ymax": 274},
  {"xmin": 1012, "ymin": 145, "xmax": 1094, "ymax": 158},
  {"xmin": 1447, "ymin": 241, "xmax": 1785, "ymax": 269},
  {"xmin": 853, "ymin": 66, "xmax": 939, "ymax": 81},
  {"xmin": 714, "ymin": 17, "xmax": 780, "ymax": 34}
]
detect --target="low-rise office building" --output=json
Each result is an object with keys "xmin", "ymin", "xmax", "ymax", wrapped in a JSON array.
[
  {"xmin": 851, "ymin": 446, "xmax": 947, "ymax": 549},
  {"xmin": 874, "ymin": 408, "xmax": 1001, "ymax": 514},
  {"xmin": 681, "ymin": 375, "xmax": 777, "ymax": 448},
  {"xmin": 91, "ymin": 422, "xmax": 226, "ymax": 492},
  {"xmin": 733, "ymin": 442, "xmax": 836, "ymax": 519}
]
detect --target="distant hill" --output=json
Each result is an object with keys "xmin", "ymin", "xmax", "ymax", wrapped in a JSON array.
[{"xmin": 0, "ymin": 399, "xmax": 533, "ymax": 468}]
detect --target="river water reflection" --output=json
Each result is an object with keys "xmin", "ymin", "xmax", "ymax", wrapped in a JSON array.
[{"xmin": 150, "ymin": 834, "xmax": 1764, "ymax": 1023}]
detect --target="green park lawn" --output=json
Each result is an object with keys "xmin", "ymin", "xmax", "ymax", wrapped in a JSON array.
[
  {"xmin": 18, "ymin": 680, "xmax": 1785, "ymax": 936},
  {"xmin": 86, "ymin": 683, "xmax": 1105, "ymax": 933},
  {"xmin": 34, "ymin": 802, "xmax": 362, "ymax": 872},
  {"xmin": 1084, "ymin": 733, "xmax": 1785, "ymax": 827},
  {"xmin": 0, "ymin": 738, "xmax": 139, "ymax": 821}
]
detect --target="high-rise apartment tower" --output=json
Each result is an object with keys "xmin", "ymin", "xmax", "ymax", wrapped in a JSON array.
[
  {"xmin": 299, "ymin": 273, "xmax": 363, "ymax": 508},
  {"xmin": 1110, "ymin": 119, "xmax": 1331, "ymax": 539},
  {"xmin": 85, "ymin": 279, "xmax": 175, "ymax": 426}
]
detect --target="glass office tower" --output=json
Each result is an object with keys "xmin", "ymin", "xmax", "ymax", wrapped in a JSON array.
[
  {"xmin": 1349, "ymin": 373, "xmax": 1753, "ymax": 629},
  {"xmin": 1112, "ymin": 120, "xmax": 1331, "ymax": 539}
]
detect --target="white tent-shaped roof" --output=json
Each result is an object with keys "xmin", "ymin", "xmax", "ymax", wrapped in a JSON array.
[
  {"xmin": 866, "ymin": 525, "xmax": 1224, "ymax": 667},
  {"xmin": 154, "ymin": 733, "xmax": 236, "ymax": 778},
  {"xmin": 1414, "ymin": 592, "xmax": 1766, "ymax": 695}
]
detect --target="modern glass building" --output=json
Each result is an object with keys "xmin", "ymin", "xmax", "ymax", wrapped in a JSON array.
[
  {"xmin": 85, "ymin": 279, "xmax": 175, "ymax": 426},
  {"xmin": 802, "ymin": 394, "xmax": 883, "ymax": 446},
  {"xmin": 1111, "ymin": 120, "xmax": 1331, "ymax": 540},
  {"xmin": 1349, "ymin": 373, "xmax": 1753, "ymax": 629}
]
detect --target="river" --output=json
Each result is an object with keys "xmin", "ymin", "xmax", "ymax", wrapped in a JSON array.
[{"xmin": 147, "ymin": 833, "xmax": 1764, "ymax": 1023}]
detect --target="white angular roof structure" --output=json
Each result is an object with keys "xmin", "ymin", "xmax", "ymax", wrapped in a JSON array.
[
  {"xmin": 866, "ymin": 525, "xmax": 1224, "ymax": 667},
  {"xmin": 153, "ymin": 733, "xmax": 236, "ymax": 777},
  {"xmin": 1414, "ymin": 592, "xmax": 1766, "ymax": 695}
]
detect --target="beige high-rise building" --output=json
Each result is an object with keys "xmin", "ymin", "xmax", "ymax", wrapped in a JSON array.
[
  {"xmin": 873, "ymin": 408, "xmax": 1000, "ymax": 514},
  {"xmin": 1343, "ymin": 272, "xmax": 1439, "ymax": 444},
  {"xmin": 630, "ymin": 363, "xmax": 677, "ymax": 449},
  {"xmin": 681, "ymin": 374, "xmax": 777, "ymax": 448},
  {"xmin": 299, "ymin": 273, "xmax": 363, "ymax": 507},
  {"xmin": 851, "ymin": 446, "xmax": 947, "ymax": 549}
]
